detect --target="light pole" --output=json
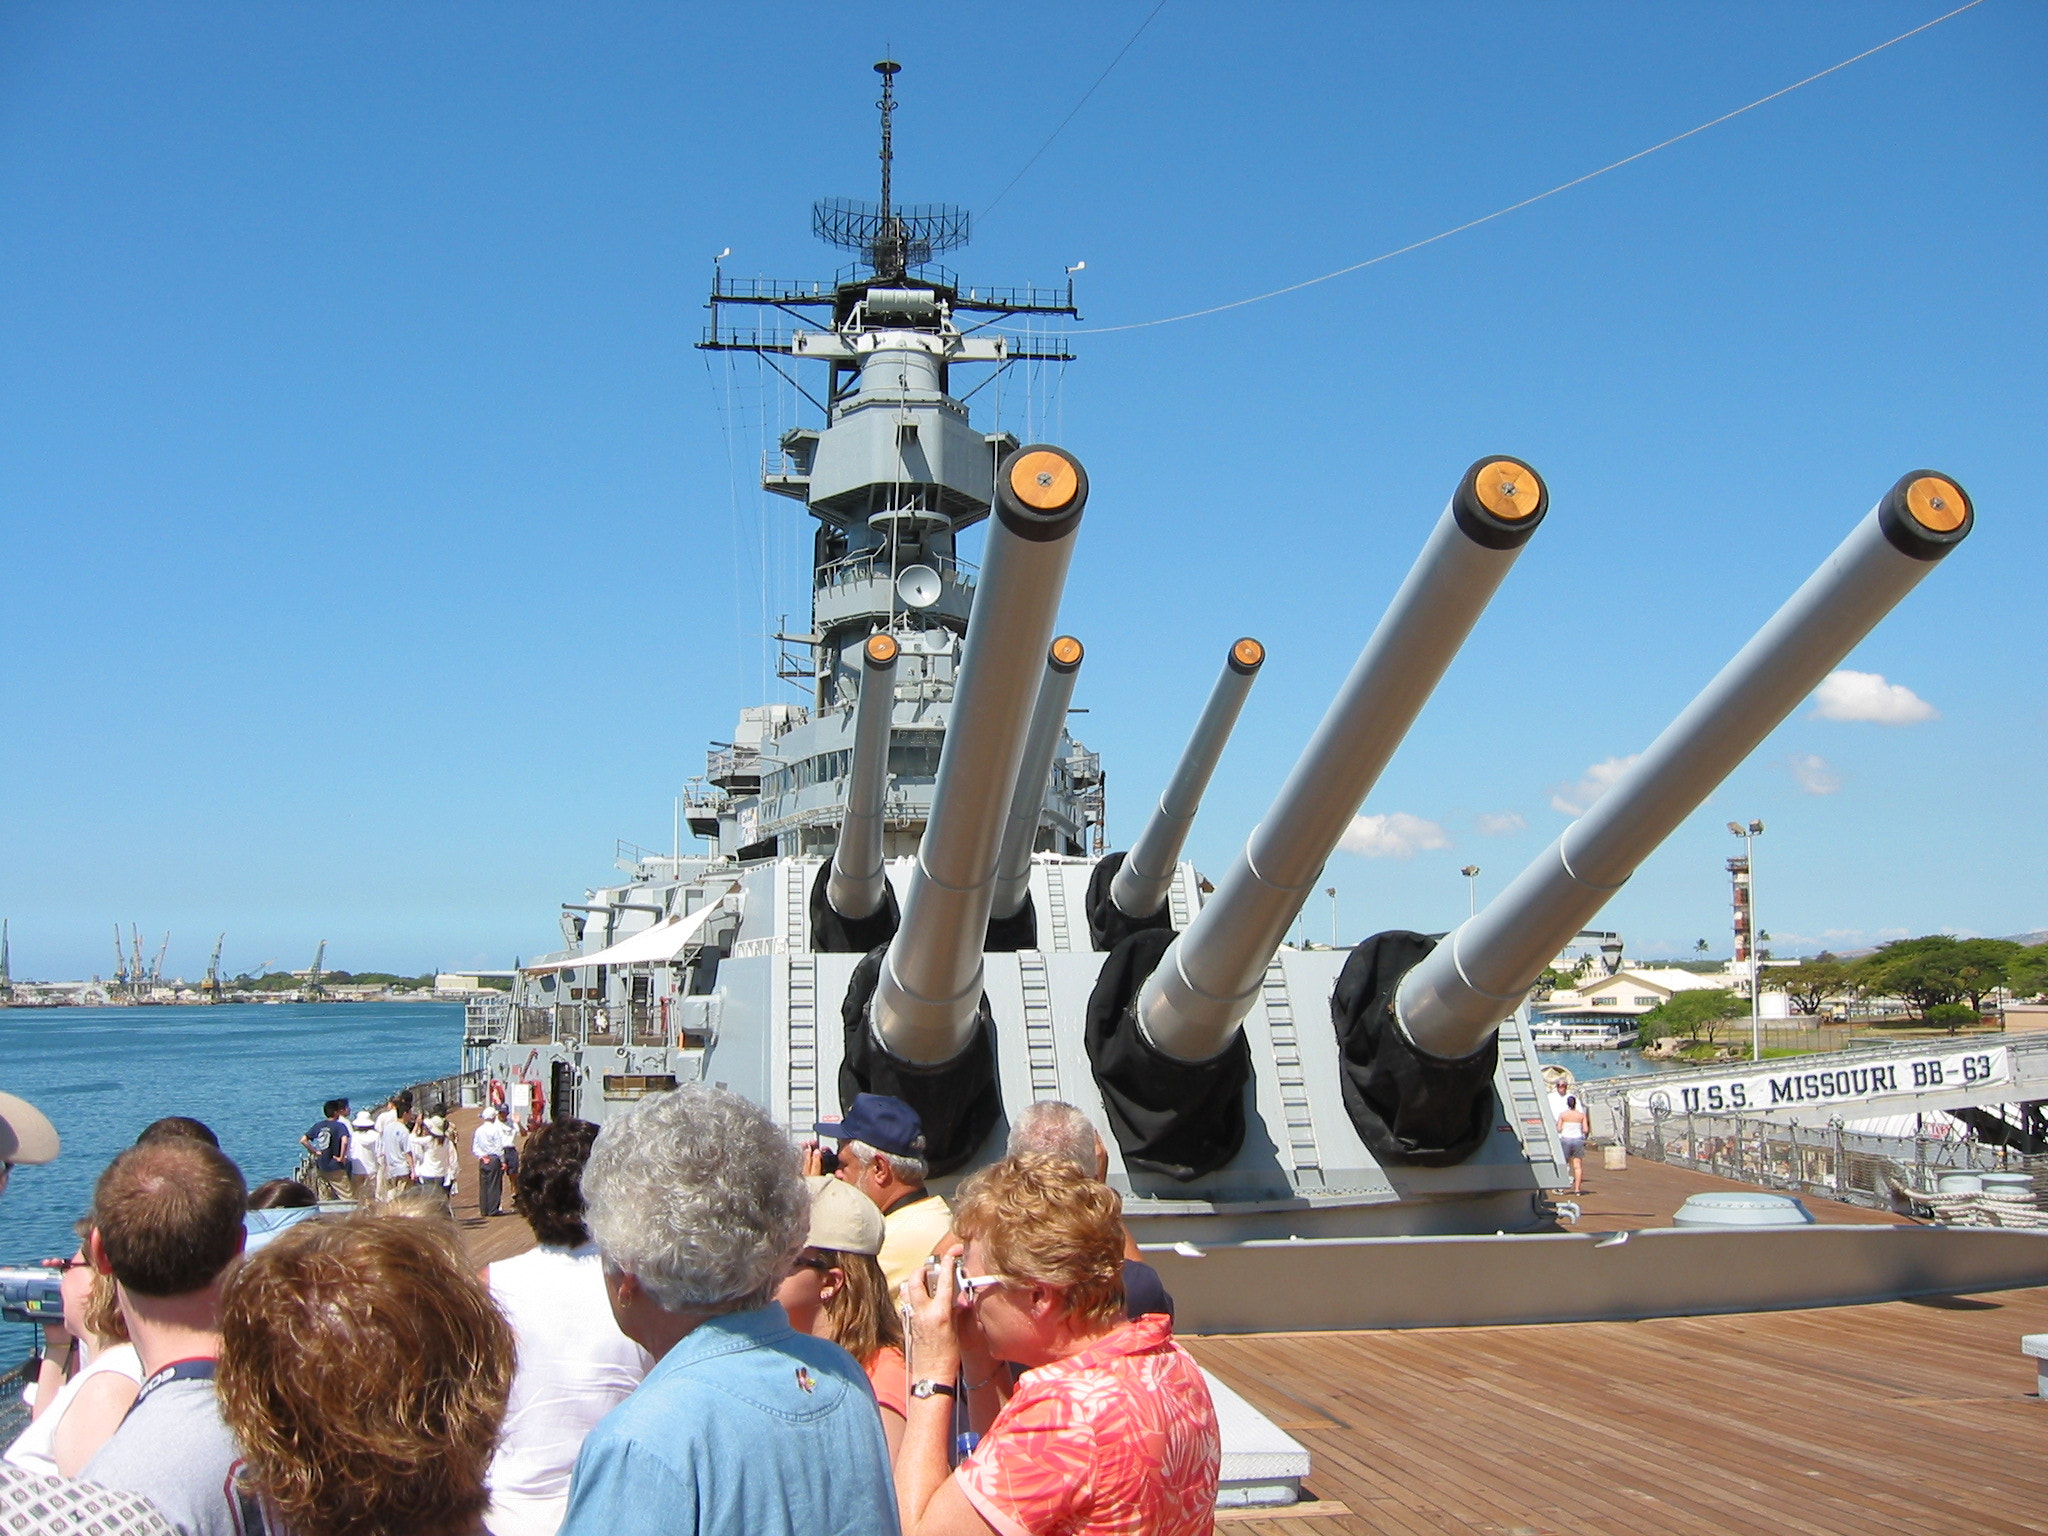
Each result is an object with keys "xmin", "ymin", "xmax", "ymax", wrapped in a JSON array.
[
  {"xmin": 1460, "ymin": 865, "xmax": 1480, "ymax": 919},
  {"xmin": 1727, "ymin": 820, "xmax": 1764, "ymax": 1061},
  {"xmin": 1326, "ymin": 886, "xmax": 1338, "ymax": 948}
]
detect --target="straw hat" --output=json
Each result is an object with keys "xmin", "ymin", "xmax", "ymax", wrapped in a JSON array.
[{"xmin": 0, "ymin": 1091, "xmax": 59, "ymax": 1165}]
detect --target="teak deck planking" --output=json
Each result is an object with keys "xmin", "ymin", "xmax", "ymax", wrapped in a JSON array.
[{"xmin": 445, "ymin": 1105, "xmax": 2046, "ymax": 1533}]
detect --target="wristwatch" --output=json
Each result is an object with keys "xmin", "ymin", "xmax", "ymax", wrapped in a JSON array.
[{"xmin": 910, "ymin": 1378, "xmax": 958, "ymax": 1400}]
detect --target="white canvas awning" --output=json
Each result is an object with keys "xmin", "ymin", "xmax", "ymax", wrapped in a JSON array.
[{"xmin": 522, "ymin": 891, "xmax": 734, "ymax": 973}]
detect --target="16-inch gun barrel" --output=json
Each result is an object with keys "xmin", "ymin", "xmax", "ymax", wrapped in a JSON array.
[
  {"xmin": 1109, "ymin": 638, "xmax": 1265, "ymax": 922},
  {"xmin": 1137, "ymin": 458, "xmax": 1549, "ymax": 1064},
  {"xmin": 1396, "ymin": 471, "xmax": 1975, "ymax": 1061},
  {"xmin": 871, "ymin": 446, "xmax": 1089, "ymax": 1063},
  {"xmin": 990, "ymin": 636, "xmax": 1085, "ymax": 921},
  {"xmin": 825, "ymin": 632, "xmax": 902, "ymax": 922}
]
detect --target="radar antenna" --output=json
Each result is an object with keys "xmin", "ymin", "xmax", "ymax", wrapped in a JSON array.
[{"xmin": 811, "ymin": 61, "xmax": 970, "ymax": 279}]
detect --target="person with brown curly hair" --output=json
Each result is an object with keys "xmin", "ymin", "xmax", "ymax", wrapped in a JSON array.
[
  {"xmin": 217, "ymin": 1212, "xmax": 514, "ymax": 1536},
  {"xmin": 484, "ymin": 1118, "xmax": 650, "ymax": 1536},
  {"xmin": 894, "ymin": 1154, "xmax": 1220, "ymax": 1536}
]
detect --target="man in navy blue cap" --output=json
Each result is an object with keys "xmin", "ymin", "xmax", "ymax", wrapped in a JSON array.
[{"xmin": 815, "ymin": 1093, "xmax": 952, "ymax": 1296}]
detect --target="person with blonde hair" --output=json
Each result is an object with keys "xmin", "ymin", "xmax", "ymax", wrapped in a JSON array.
[
  {"xmin": 895, "ymin": 1153, "xmax": 1219, "ymax": 1536},
  {"xmin": 775, "ymin": 1176, "xmax": 908, "ymax": 1457},
  {"xmin": 4, "ymin": 1219, "xmax": 142, "ymax": 1478},
  {"xmin": 217, "ymin": 1212, "xmax": 514, "ymax": 1536}
]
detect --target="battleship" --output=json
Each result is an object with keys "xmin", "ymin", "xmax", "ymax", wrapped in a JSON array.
[{"xmin": 476, "ymin": 63, "xmax": 2045, "ymax": 1332}]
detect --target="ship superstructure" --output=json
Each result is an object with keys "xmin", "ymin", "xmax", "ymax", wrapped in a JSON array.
[{"xmin": 480, "ymin": 65, "xmax": 2012, "ymax": 1332}]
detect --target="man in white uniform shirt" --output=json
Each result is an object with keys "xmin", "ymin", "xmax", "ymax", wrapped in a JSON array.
[{"xmin": 472, "ymin": 1107, "xmax": 514, "ymax": 1218}]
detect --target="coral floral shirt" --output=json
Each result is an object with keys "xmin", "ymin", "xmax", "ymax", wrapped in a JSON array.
[{"xmin": 954, "ymin": 1313, "xmax": 1219, "ymax": 1536}]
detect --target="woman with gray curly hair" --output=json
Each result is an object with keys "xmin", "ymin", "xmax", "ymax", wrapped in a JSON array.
[{"xmin": 557, "ymin": 1086, "xmax": 899, "ymax": 1536}]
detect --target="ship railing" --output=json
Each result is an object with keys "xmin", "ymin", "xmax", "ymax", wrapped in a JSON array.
[
  {"xmin": 818, "ymin": 548, "xmax": 977, "ymax": 593},
  {"xmin": 464, "ymin": 996, "xmax": 510, "ymax": 1049},
  {"xmin": 1616, "ymin": 1105, "xmax": 2048, "ymax": 1215}
]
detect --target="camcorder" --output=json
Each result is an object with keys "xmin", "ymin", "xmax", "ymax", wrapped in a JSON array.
[{"xmin": 0, "ymin": 1268, "xmax": 63, "ymax": 1327}]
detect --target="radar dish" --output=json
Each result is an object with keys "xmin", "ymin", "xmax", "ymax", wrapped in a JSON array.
[
  {"xmin": 813, "ymin": 199, "xmax": 970, "ymax": 273},
  {"xmin": 897, "ymin": 565, "xmax": 942, "ymax": 609}
]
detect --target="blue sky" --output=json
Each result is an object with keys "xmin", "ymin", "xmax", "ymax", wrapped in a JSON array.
[{"xmin": 2, "ymin": 1, "xmax": 2041, "ymax": 980}]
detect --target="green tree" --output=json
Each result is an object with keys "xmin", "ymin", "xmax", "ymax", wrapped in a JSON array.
[
  {"xmin": 1952, "ymin": 938, "xmax": 2022, "ymax": 1013},
  {"xmin": 2010, "ymin": 945, "xmax": 2048, "ymax": 1001},
  {"xmin": 1855, "ymin": 936, "xmax": 1967, "ymax": 1019},
  {"xmin": 1779, "ymin": 959, "xmax": 1851, "ymax": 1016},
  {"xmin": 1638, "ymin": 989, "xmax": 1745, "ymax": 1048},
  {"xmin": 1924, "ymin": 1002, "xmax": 1976, "ymax": 1035}
]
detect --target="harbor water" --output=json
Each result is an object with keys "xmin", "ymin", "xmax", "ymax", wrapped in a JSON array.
[{"xmin": 0, "ymin": 1000, "xmax": 459, "ymax": 1277}]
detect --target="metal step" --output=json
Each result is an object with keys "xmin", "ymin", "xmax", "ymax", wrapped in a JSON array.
[
  {"xmin": 1018, "ymin": 950, "xmax": 1062, "ymax": 1100},
  {"xmin": 1261, "ymin": 960, "xmax": 1324, "ymax": 1183}
]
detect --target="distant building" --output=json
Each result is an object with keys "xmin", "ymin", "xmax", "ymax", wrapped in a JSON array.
[{"xmin": 435, "ymin": 972, "xmax": 513, "ymax": 996}]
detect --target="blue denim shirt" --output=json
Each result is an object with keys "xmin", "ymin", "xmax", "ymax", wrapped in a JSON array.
[{"xmin": 557, "ymin": 1302, "xmax": 900, "ymax": 1536}]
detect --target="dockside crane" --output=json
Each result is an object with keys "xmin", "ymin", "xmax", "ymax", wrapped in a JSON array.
[
  {"xmin": 202, "ymin": 934, "xmax": 226, "ymax": 1003},
  {"xmin": 113, "ymin": 924, "xmax": 129, "ymax": 994},
  {"xmin": 305, "ymin": 939, "xmax": 328, "ymax": 1000},
  {"xmin": 129, "ymin": 927, "xmax": 145, "ymax": 996},
  {"xmin": 150, "ymin": 932, "xmax": 170, "ymax": 988}
]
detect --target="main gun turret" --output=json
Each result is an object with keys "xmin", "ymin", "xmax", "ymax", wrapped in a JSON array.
[
  {"xmin": 1335, "ymin": 471, "xmax": 1976, "ymax": 1165},
  {"xmin": 1085, "ymin": 458, "xmax": 1548, "ymax": 1178},
  {"xmin": 839, "ymin": 445, "xmax": 1089, "ymax": 1170}
]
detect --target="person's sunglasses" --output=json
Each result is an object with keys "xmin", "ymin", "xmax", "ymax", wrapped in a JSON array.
[{"xmin": 955, "ymin": 1273, "xmax": 1010, "ymax": 1306}]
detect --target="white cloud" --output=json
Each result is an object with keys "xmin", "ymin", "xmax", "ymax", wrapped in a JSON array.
[
  {"xmin": 1339, "ymin": 812, "xmax": 1450, "ymax": 859},
  {"xmin": 1475, "ymin": 811, "xmax": 1526, "ymax": 836},
  {"xmin": 1789, "ymin": 752, "xmax": 1842, "ymax": 795},
  {"xmin": 1811, "ymin": 669, "xmax": 1938, "ymax": 725},
  {"xmin": 1550, "ymin": 755, "xmax": 1640, "ymax": 816}
]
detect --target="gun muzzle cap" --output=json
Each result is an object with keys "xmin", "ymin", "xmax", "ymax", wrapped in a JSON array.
[
  {"xmin": 995, "ymin": 445, "xmax": 1088, "ymax": 542},
  {"xmin": 1228, "ymin": 637, "xmax": 1265, "ymax": 675},
  {"xmin": 1452, "ymin": 455, "xmax": 1548, "ymax": 551},
  {"xmin": 864, "ymin": 633, "xmax": 900, "ymax": 667},
  {"xmin": 1049, "ymin": 635, "xmax": 1085, "ymax": 673},
  {"xmin": 1878, "ymin": 470, "xmax": 1973, "ymax": 562}
]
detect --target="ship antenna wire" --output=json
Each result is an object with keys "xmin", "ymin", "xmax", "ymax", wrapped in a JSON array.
[
  {"xmin": 982, "ymin": 0, "xmax": 1170, "ymax": 221},
  {"xmin": 1071, "ymin": 0, "xmax": 1988, "ymax": 334}
]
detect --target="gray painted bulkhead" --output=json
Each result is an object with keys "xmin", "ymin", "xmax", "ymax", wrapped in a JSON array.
[{"xmin": 490, "ymin": 852, "xmax": 1570, "ymax": 1245}]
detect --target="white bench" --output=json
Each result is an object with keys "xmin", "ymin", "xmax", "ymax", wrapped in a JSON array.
[
  {"xmin": 1202, "ymin": 1369, "xmax": 1312, "ymax": 1509},
  {"xmin": 2020, "ymin": 1334, "xmax": 2048, "ymax": 1398}
]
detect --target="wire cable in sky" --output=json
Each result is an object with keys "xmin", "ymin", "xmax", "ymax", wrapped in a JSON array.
[
  {"xmin": 1072, "ymin": 0, "xmax": 1988, "ymax": 335},
  {"xmin": 982, "ymin": 0, "xmax": 1169, "ymax": 220}
]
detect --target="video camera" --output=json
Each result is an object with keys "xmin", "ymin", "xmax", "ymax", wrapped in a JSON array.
[{"xmin": 0, "ymin": 1268, "xmax": 63, "ymax": 1326}]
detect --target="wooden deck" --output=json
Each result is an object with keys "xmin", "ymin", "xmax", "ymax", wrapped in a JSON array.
[
  {"xmin": 448, "ymin": 1113, "xmax": 2043, "ymax": 1532},
  {"xmin": 1191, "ymin": 1288, "xmax": 2048, "ymax": 1534}
]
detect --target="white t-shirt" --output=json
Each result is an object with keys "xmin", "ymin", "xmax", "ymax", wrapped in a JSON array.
[
  {"xmin": 412, "ymin": 1128, "xmax": 453, "ymax": 1182},
  {"xmin": 472, "ymin": 1119, "xmax": 514, "ymax": 1160},
  {"xmin": 3, "ymin": 1342, "xmax": 144, "ymax": 1477},
  {"xmin": 485, "ymin": 1244, "xmax": 652, "ymax": 1536},
  {"xmin": 347, "ymin": 1127, "xmax": 378, "ymax": 1176},
  {"xmin": 375, "ymin": 1110, "xmax": 410, "ymax": 1176}
]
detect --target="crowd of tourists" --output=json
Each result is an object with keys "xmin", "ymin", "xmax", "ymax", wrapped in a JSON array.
[{"xmin": 0, "ymin": 1079, "xmax": 1221, "ymax": 1535}]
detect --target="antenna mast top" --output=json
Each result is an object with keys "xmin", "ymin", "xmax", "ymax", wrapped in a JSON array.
[{"xmin": 875, "ymin": 60, "xmax": 902, "ymax": 277}]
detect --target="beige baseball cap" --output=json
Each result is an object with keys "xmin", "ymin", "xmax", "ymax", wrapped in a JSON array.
[
  {"xmin": 803, "ymin": 1173, "xmax": 883, "ymax": 1257},
  {"xmin": 0, "ymin": 1092, "xmax": 60, "ymax": 1165}
]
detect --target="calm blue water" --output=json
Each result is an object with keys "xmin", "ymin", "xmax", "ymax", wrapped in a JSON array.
[
  {"xmin": 0, "ymin": 1002, "xmax": 461, "ymax": 1267},
  {"xmin": 1540, "ymin": 1047, "xmax": 1685, "ymax": 1086}
]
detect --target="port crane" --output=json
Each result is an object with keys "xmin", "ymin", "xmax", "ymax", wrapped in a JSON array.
[
  {"xmin": 112, "ymin": 925, "xmax": 128, "ymax": 994},
  {"xmin": 150, "ymin": 932, "xmax": 170, "ymax": 988},
  {"xmin": 202, "ymin": 934, "xmax": 226, "ymax": 1003},
  {"xmin": 304, "ymin": 940, "xmax": 328, "ymax": 1000}
]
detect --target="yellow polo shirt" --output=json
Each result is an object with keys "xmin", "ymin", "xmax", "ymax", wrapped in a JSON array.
[{"xmin": 876, "ymin": 1188, "xmax": 955, "ymax": 1296}]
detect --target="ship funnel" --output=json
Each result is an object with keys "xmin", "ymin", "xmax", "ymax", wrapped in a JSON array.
[
  {"xmin": 1086, "ymin": 458, "xmax": 1547, "ymax": 1180},
  {"xmin": 1392, "ymin": 471, "xmax": 1974, "ymax": 1066},
  {"xmin": 1096, "ymin": 638, "xmax": 1264, "ymax": 942},
  {"xmin": 821, "ymin": 632, "xmax": 901, "ymax": 930},
  {"xmin": 852, "ymin": 446, "xmax": 1087, "ymax": 1133},
  {"xmin": 989, "ymin": 636, "xmax": 1086, "ymax": 932}
]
